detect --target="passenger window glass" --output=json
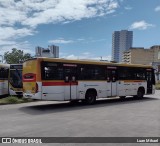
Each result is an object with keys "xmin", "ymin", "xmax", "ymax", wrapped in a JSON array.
[
  {"xmin": 42, "ymin": 62, "xmax": 63, "ymax": 80},
  {"xmin": 0, "ymin": 68, "xmax": 9, "ymax": 80},
  {"xmin": 79, "ymin": 65, "xmax": 105, "ymax": 80}
]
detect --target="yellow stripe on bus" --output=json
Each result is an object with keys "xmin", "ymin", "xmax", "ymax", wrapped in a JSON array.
[{"xmin": 0, "ymin": 80, "xmax": 7, "ymax": 82}]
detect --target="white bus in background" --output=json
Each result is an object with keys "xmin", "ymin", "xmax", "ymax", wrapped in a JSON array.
[
  {"xmin": 0, "ymin": 63, "xmax": 9, "ymax": 97},
  {"xmin": 0, "ymin": 63, "xmax": 23, "ymax": 97},
  {"xmin": 9, "ymin": 64, "xmax": 23, "ymax": 96},
  {"xmin": 23, "ymin": 58, "xmax": 155, "ymax": 104}
]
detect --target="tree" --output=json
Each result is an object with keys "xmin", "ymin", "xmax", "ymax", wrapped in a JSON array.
[{"xmin": 4, "ymin": 48, "xmax": 32, "ymax": 64}]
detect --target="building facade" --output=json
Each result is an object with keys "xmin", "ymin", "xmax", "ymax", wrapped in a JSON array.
[
  {"xmin": 112, "ymin": 30, "xmax": 133, "ymax": 62},
  {"xmin": 122, "ymin": 46, "xmax": 160, "ymax": 65},
  {"xmin": 122, "ymin": 45, "xmax": 160, "ymax": 81},
  {"xmin": 35, "ymin": 45, "xmax": 59, "ymax": 58}
]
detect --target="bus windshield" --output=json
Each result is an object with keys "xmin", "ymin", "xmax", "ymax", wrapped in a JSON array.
[{"xmin": 10, "ymin": 69, "xmax": 22, "ymax": 88}]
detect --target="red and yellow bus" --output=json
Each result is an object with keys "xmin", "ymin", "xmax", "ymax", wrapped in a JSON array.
[{"xmin": 23, "ymin": 58, "xmax": 155, "ymax": 104}]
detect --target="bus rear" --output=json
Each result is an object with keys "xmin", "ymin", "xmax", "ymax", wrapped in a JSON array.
[{"xmin": 23, "ymin": 59, "xmax": 42, "ymax": 100}]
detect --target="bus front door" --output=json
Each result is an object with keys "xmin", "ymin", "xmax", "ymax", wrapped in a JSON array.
[
  {"xmin": 146, "ymin": 70, "xmax": 153, "ymax": 94},
  {"xmin": 64, "ymin": 65, "xmax": 77, "ymax": 100},
  {"xmin": 107, "ymin": 67, "xmax": 117, "ymax": 97}
]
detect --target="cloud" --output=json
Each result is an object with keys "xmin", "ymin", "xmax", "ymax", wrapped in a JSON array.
[
  {"xmin": 48, "ymin": 37, "xmax": 107, "ymax": 44},
  {"xmin": 0, "ymin": 0, "xmax": 119, "ymax": 28},
  {"xmin": 93, "ymin": 55, "xmax": 111, "ymax": 60},
  {"xmin": 124, "ymin": 6, "xmax": 132, "ymax": 10},
  {"xmin": 0, "ymin": 0, "xmax": 119, "ymax": 51},
  {"xmin": 155, "ymin": 6, "xmax": 160, "ymax": 12},
  {"xmin": 0, "ymin": 41, "xmax": 34, "ymax": 55},
  {"xmin": 61, "ymin": 52, "xmax": 111, "ymax": 61},
  {"xmin": 48, "ymin": 38, "xmax": 74, "ymax": 44},
  {"xmin": 0, "ymin": 26, "xmax": 35, "ymax": 55},
  {"xmin": 0, "ymin": 27, "xmax": 35, "ymax": 40},
  {"xmin": 129, "ymin": 20, "xmax": 155, "ymax": 30}
]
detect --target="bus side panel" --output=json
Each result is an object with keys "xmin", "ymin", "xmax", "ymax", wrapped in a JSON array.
[
  {"xmin": 117, "ymin": 80, "xmax": 147, "ymax": 96},
  {"xmin": 77, "ymin": 81, "xmax": 108, "ymax": 99},
  {"xmin": 4, "ymin": 80, "xmax": 9, "ymax": 95},
  {"xmin": 0, "ymin": 80, "xmax": 9, "ymax": 96},
  {"xmin": 117, "ymin": 81, "xmax": 125, "ymax": 96},
  {"xmin": 118, "ymin": 81, "xmax": 137, "ymax": 96},
  {"xmin": 41, "ymin": 82, "xmax": 65, "ymax": 101}
]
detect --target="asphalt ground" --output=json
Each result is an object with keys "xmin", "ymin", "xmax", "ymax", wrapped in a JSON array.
[{"xmin": 0, "ymin": 91, "xmax": 160, "ymax": 146}]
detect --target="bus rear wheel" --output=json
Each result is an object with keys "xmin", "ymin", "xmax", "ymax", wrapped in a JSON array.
[
  {"xmin": 137, "ymin": 89, "xmax": 144, "ymax": 98},
  {"xmin": 85, "ymin": 91, "xmax": 96, "ymax": 105}
]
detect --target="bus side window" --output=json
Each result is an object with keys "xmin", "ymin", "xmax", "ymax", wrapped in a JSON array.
[
  {"xmin": 41, "ymin": 62, "xmax": 63, "ymax": 80},
  {"xmin": 106, "ymin": 69, "xmax": 117, "ymax": 82},
  {"xmin": 0, "ymin": 68, "xmax": 8, "ymax": 80}
]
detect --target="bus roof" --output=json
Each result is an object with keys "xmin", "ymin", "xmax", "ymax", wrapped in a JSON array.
[{"xmin": 25, "ymin": 57, "xmax": 153, "ymax": 68}]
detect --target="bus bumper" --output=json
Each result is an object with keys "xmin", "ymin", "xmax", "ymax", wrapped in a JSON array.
[{"xmin": 23, "ymin": 92, "xmax": 42, "ymax": 100}]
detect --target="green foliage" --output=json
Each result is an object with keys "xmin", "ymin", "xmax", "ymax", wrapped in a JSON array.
[
  {"xmin": 155, "ymin": 82, "xmax": 160, "ymax": 90},
  {"xmin": 0, "ymin": 96, "xmax": 33, "ymax": 105},
  {"xmin": 5, "ymin": 96, "xmax": 19, "ymax": 103},
  {"xmin": 4, "ymin": 48, "xmax": 32, "ymax": 64}
]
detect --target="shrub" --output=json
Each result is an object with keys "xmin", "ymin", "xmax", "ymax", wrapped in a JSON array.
[
  {"xmin": 0, "ymin": 96, "xmax": 33, "ymax": 105},
  {"xmin": 4, "ymin": 96, "xmax": 19, "ymax": 104},
  {"xmin": 155, "ymin": 83, "xmax": 160, "ymax": 90}
]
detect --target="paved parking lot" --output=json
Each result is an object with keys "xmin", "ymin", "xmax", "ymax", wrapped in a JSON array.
[{"xmin": 0, "ymin": 91, "xmax": 160, "ymax": 146}]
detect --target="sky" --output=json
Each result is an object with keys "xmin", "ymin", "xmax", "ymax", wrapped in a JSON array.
[{"xmin": 0, "ymin": 0, "xmax": 160, "ymax": 61}]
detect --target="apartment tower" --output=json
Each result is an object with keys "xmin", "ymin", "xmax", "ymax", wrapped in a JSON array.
[
  {"xmin": 35, "ymin": 45, "xmax": 59, "ymax": 58},
  {"xmin": 112, "ymin": 30, "xmax": 133, "ymax": 62}
]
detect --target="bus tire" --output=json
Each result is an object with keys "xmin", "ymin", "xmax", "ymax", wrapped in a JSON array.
[
  {"xmin": 135, "ymin": 88, "xmax": 144, "ymax": 99},
  {"xmin": 85, "ymin": 91, "xmax": 96, "ymax": 105}
]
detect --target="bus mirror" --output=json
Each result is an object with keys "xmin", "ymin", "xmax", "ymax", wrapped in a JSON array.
[{"xmin": 65, "ymin": 76, "xmax": 69, "ymax": 82}]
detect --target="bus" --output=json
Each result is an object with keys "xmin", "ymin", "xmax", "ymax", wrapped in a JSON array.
[
  {"xmin": 0, "ymin": 63, "xmax": 9, "ymax": 97},
  {"xmin": 9, "ymin": 64, "xmax": 23, "ymax": 96},
  {"xmin": 23, "ymin": 58, "xmax": 155, "ymax": 104},
  {"xmin": 0, "ymin": 63, "xmax": 23, "ymax": 97}
]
